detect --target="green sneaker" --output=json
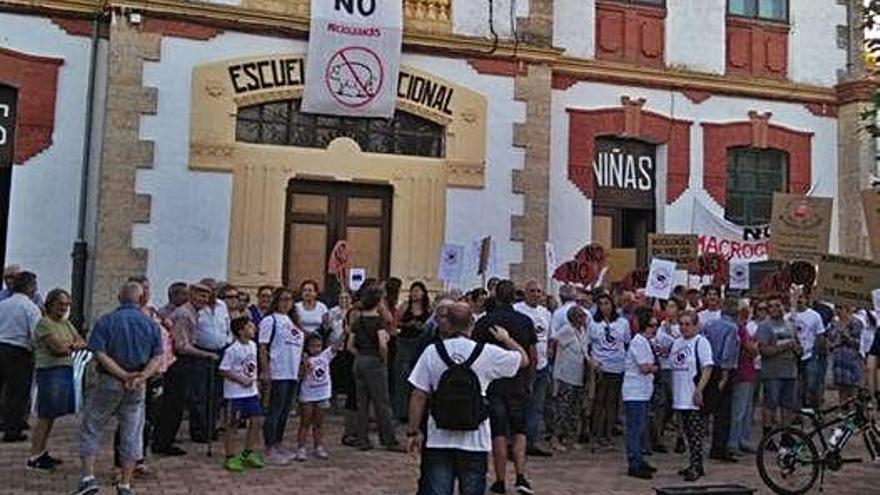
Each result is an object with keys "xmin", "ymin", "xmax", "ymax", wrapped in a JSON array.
[
  {"xmin": 243, "ymin": 451, "xmax": 265, "ymax": 469},
  {"xmin": 224, "ymin": 454, "xmax": 245, "ymax": 473}
]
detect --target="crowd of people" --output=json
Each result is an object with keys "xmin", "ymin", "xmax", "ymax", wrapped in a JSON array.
[{"xmin": 0, "ymin": 264, "xmax": 879, "ymax": 495}]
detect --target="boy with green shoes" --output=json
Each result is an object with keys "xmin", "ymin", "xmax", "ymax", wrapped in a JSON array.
[{"xmin": 219, "ymin": 317, "xmax": 267, "ymax": 472}]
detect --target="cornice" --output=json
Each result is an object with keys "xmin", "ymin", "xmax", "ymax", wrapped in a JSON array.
[{"xmin": 0, "ymin": 0, "xmax": 840, "ymax": 107}]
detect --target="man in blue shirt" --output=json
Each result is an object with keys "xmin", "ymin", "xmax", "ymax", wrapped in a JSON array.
[
  {"xmin": 702, "ymin": 297, "xmax": 741, "ymax": 463},
  {"xmin": 73, "ymin": 282, "xmax": 162, "ymax": 495}
]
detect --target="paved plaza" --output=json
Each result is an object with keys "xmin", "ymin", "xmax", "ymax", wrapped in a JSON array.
[{"xmin": 1, "ymin": 413, "xmax": 878, "ymax": 495}]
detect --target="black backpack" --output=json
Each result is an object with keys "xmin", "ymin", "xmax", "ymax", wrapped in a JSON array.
[{"xmin": 430, "ymin": 341, "xmax": 487, "ymax": 431}]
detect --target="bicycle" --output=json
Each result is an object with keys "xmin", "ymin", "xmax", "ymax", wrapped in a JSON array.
[{"xmin": 756, "ymin": 389, "xmax": 880, "ymax": 494}]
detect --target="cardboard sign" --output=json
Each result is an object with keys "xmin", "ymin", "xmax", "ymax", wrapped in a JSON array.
[
  {"xmin": 862, "ymin": 190, "xmax": 880, "ymax": 259},
  {"xmin": 645, "ymin": 258, "xmax": 677, "ymax": 300},
  {"xmin": 817, "ymin": 254, "xmax": 880, "ymax": 308},
  {"xmin": 302, "ymin": 0, "xmax": 403, "ymax": 117},
  {"xmin": 648, "ymin": 234, "xmax": 698, "ymax": 266},
  {"xmin": 607, "ymin": 248, "xmax": 637, "ymax": 283},
  {"xmin": 770, "ymin": 193, "xmax": 833, "ymax": 263},
  {"xmin": 437, "ymin": 243, "xmax": 465, "ymax": 282},
  {"xmin": 0, "ymin": 85, "xmax": 17, "ymax": 168}
]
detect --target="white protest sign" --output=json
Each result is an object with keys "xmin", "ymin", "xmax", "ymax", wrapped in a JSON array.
[
  {"xmin": 349, "ymin": 267, "xmax": 367, "ymax": 291},
  {"xmin": 437, "ymin": 243, "xmax": 465, "ymax": 282},
  {"xmin": 645, "ymin": 258, "xmax": 677, "ymax": 300},
  {"xmin": 302, "ymin": 0, "xmax": 403, "ymax": 117},
  {"xmin": 729, "ymin": 261, "xmax": 750, "ymax": 290},
  {"xmin": 692, "ymin": 200, "xmax": 771, "ymax": 262},
  {"xmin": 873, "ymin": 288, "xmax": 880, "ymax": 313}
]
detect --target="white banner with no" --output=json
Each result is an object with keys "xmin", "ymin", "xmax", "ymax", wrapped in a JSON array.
[{"xmin": 302, "ymin": 0, "xmax": 403, "ymax": 118}]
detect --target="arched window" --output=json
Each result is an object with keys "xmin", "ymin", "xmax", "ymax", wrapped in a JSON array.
[
  {"xmin": 235, "ymin": 98, "xmax": 445, "ymax": 158},
  {"xmin": 725, "ymin": 147, "xmax": 788, "ymax": 225}
]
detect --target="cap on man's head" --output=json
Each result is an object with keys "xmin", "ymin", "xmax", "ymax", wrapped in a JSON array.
[{"xmin": 190, "ymin": 282, "xmax": 211, "ymax": 293}]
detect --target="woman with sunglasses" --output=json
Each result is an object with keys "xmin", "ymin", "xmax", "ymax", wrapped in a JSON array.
[
  {"xmin": 588, "ymin": 292, "xmax": 631, "ymax": 449},
  {"xmin": 623, "ymin": 309, "xmax": 659, "ymax": 479},
  {"xmin": 219, "ymin": 285, "xmax": 246, "ymax": 320}
]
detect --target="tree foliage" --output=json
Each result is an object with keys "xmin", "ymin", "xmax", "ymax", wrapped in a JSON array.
[{"xmin": 863, "ymin": 0, "xmax": 880, "ymax": 136}]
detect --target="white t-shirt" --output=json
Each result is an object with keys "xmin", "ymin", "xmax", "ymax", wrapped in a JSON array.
[
  {"xmin": 219, "ymin": 340, "xmax": 259, "ymax": 399},
  {"xmin": 790, "ymin": 308, "xmax": 825, "ymax": 361},
  {"xmin": 408, "ymin": 337, "xmax": 521, "ymax": 452},
  {"xmin": 653, "ymin": 321, "xmax": 680, "ymax": 370},
  {"xmin": 296, "ymin": 301, "xmax": 329, "ymax": 335},
  {"xmin": 514, "ymin": 301, "xmax": 552, "ymax": 370},
  {"xmin": 746, "ymin": 320, "xmax": 762, "ymax": 370},
  {"xmin": 550, "ymin": 301, "xmax": 576, "ymax": 339},
  {"xmin": 622, "ymin": 333, "xmax": 656, "ymax": 401},
  {"xmin": 670, "ymin": 335, "xmax": 714, "ymax": 411},
  {"xmin": 300, "ymin": 347, "xmax": 336, "ymax": 402},
  {"xmin": 553, "ymin": 323, "xmax": 591, "ymax": 386},
  {"xmin": 588, "ymin": 317, "xmax": 631, "ymax": 374},
  {"xmin": 698, "ymin": 309, "xmax": 721, "ymax": 329},
  {"xmin": 258, "ymin": 313, "xmax": 305, "ymax": 381}
]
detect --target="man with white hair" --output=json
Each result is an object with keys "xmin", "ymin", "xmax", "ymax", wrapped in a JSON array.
[{"xmin": 72, "ymin": 282, "xmax": 163, "ymax": 495}]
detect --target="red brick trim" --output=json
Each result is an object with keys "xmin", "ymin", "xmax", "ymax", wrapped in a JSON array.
[
  {"xmin": 803, "ymin": 102, "xmax": 837, "ymax": 118},
  {"xmin": 682, "ymin": 89, "xmax": 711, "ymax": 104},
  {"xmin": 567, "ymin": 101, "xmax": 692, "ymax": 205},
  {"xmin": 0, "ymin": 47, "xmax": 63, "ymax": 164},
  {"xmin": 50, "ymin": 17, "xmax": 94, "ymax": 37},
  {"xmin": 552, "ymin": 73, "xmax": 579, "ymax": 90},
  {"xmin": 467, "ymin": 58, "xmax": 527, "ymax": 77},
  {"xmin": 141, "ymin": 17, "xmax": 224, "ymax": 41},
  {"xmin": 835, "ymin": 78, "xmax": 877, "ymax": 106},
  {"xmin": 701, "ymin": 114, "xmax": 812, "ymax": 207}
]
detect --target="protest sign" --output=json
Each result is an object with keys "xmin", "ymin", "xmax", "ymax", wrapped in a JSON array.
[
  {"xmin": 873, "ymin": 288, "xmax": 880, "ymax": 313},
  {"xmin": 648, "ymin": 234, "xmax": 698, "ymax": 266},
  {"xmin": 349, "ymin": 267, "xmax": 367, "ymax": 291},
  {"xmin": 770, "ymin": 193, "xmax": 833, "ymax": 263},
  {"xmin": 607, "ymin": 248, "xmax": 637, "ymax": 283},
  {"xmin": 862, "ymin": 190, "xmax": 880, "ymax": 259},
  {"xmin": 692, "ymin": 200, "xmax": 771, "ymax": 262},
  {"xmin": 302, "ymin": 0, "xmax": 402, "ymax": 117},
  {"xmin": 477, "ymin": 236, "xmax": 492, "ymax": 275},
  {"xmin": 553, "ymin": 244, "xmax": 607, "ymax": 287},
  {"xmin": 728, "ymin": 261, "xmax": 750, "ymax": 290},
  {"xmin": 817, "ymin": 254, "xmax": 880, "ymax": 308},
  {"xmin": 437, "ymin": 243, "xmax": 465, "ymax": 282},
  {"xmin": 645, "ymin": 258, "xmax": 677, "ymax": 300}
]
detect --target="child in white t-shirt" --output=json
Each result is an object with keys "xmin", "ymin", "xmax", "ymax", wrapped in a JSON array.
[
  {"xmin": 293, "ymin": 334, "xmax": 338, "ymax": 461},
  {"xmin": 219, "ymin": 317, "xmax": 265, "ymax": 472}
]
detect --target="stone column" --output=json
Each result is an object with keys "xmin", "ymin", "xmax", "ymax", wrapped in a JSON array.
[{"xmin": 89, "ymin": 12, "xmax": 158, "ymax": 318}]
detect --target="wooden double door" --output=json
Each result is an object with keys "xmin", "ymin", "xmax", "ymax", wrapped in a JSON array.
[{"xmin": 284, "ymin": 180, "xmax": 392, "ymax": 292}]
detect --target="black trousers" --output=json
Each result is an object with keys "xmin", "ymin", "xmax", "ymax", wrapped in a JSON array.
[
  {"xmin": 0, "ymin": 344, "xmax": 34, "ymax": 438},
  {"xmin": 187, "ymin": 353, "xmax": 223, "ymax": 442},
  {"xmin": 152, "ymin": 358, "xmax": 192, "ymax": 450},
  {"xmin": 705, "ymin": 367, "xmax": 734, "ymax": 456}
]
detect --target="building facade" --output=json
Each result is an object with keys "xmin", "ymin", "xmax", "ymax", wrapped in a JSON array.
[{"xmin": 0, "ymin": 0, "xmax": 875, "ymax": 322}]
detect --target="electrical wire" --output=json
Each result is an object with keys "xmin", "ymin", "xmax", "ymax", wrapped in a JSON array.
[{"xmin": 486, "ymin": 0, "xmax": 499, "ymax": 54}]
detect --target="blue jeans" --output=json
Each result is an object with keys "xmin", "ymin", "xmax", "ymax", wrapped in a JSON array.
[
  {"xmin": 728, "ymin": 380, "xmax": 755, "ymax": 450},
  {"xmin": 418, "ymin": 448, "xmax": 487, "ymax": 495},
  {"xmin": 624, "ymin": 400, "xmax": 649, "ymax": 469},
  {"xmin": 526, "ymin": 366, "xmax": 551, "ymax": 448},
  {"xmin": 263, "ymin": 379, "xmax": 298, "ymax": 448}
]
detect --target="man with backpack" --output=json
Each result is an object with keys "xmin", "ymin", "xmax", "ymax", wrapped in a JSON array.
[{"xmin": 406, "ymin": 302, "xmax": 529, "ymax": 495}]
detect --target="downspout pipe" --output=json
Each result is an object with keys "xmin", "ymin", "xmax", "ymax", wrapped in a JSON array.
[{"xmin": 71, "ymin": 10, "xmax": 104, "ymax": 331}]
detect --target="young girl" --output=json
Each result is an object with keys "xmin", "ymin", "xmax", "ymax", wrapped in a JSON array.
[
  {"xmin": 294, "ymin": 334, "xmax": 338, "ymax": 461},
  {"xmin": 219, "ymin": 317, "xmax": 265, "ymax": 472}
]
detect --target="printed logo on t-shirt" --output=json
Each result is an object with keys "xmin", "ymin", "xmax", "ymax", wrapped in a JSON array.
[
  {"xmin": 671, "ymin": 345, "xmax": 692, "ymax": 370},
  {"xmin": 241, "ymin": 355, "xmax": 257, "ymax": 378},
  {"xmin": 600, "ymin": 323, "xmax": 618, "ymax": 349}
]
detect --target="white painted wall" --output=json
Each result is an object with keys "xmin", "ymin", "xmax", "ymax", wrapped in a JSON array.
[
  {"xmin": 789, "ymin": 0, "xmax": 848, "ymax": 86},
  {"xmin": 0, "ymin": 13, "xmax": 92, "ymax": 293},
  {"xmin": 453, "ymin": 0, "xmax": 528, "ymax": 39},
  {"xmin": 551, "ymin": 81, "xmax": 840, "ymax": 262},
  {"xmin": 403, "ymin": 54, "xmax": 526, "ymax": 288},
  {"xmin": 666, "ymin": 0, "xmax": 726, "ymax": 74},
  {"xmin": 553, "ymin": 0, "xmax": 594, "ymax": 59}
]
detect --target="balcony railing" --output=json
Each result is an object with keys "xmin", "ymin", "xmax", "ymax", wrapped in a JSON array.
[{"xmin": 242, "ymin": 0, "xmax": 452, "ymax": 34}]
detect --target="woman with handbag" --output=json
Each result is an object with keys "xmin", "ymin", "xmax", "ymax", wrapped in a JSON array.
[{"xmin": 552, "ymin": 305, "xmax": 594, "ymax": 451}]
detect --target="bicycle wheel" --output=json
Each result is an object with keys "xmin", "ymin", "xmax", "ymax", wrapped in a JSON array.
[{"xmin": 756, "ymin": 427, "xmax": 820, "ymax": 495}]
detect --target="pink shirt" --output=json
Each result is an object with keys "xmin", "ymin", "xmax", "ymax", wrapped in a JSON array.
[{"xmin": 736, "ymin": 324, "xmax": 757, "ymax": 383}]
